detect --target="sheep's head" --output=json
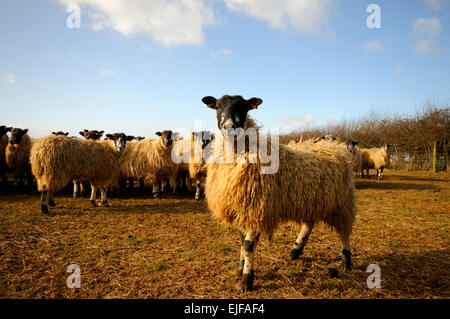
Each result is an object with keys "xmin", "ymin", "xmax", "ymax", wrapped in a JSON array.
[
  {"xmin": 106, "ymin": 133, "xmax": 128, "ymax": 152},
  {"xmin": 202, "ymin": 95, "xmax": 262, "ymax": 136},
  {"xmin": 126, "ymin": 135, "xmax": 136, "ymax": 142},
  {"xmin": 346, "ymin": 140, "xmax": 358, "ymax": 153},
  {"xmin": 0, "ymin": 125, "xmax": 9, "ymax": 138},
  {"xmin": 382, "ymin": 144, "xmax": 391, "ymax": 153},
  {"xmin": 79, "ymin": 129, "xmax": 104, "ymax": 140},
  {"xmin": 52, "ymin": 131, "xmax": 69, "ymax": 136},
  {"xmin": 192, "ymin": 131, "xmax": 215, "ymax": 149},
  {"xmin": 156, "ymin": 130, "xmax": 177, "ymax": 148},
  {"xmin": 8, "ymin": 127, "xmax": 28, "ymax": 145}
]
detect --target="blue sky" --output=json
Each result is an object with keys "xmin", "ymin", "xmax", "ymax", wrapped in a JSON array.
[{"xmin": 1, "ymin": 0, "xmax": 449, "ymax": 138}]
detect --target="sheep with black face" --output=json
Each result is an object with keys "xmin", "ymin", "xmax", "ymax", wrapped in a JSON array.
[
  {"xmin": 0, "ymin": 125, "xmax": 10, "ymax": 187},
  {"xmin": 202, "ymin": 95, "xmax": 355, "ymax": 292},
  {"xmin": 5, "ymin": 127, "xmax": 34, "ymax": 189},
  {"xmin": 30, "ymin": 132, "xmax": 130, "ymax": 213}
]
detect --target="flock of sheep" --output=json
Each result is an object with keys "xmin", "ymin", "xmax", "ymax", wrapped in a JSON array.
[{"xmin": 0, "ymin": 95, "xmax": 391, "ymax": 292}]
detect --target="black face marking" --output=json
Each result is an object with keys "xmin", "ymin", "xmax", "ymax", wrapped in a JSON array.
[
  {"xmin": 52, "ymin": 131, "xmax": 69, "ymax": 136},
  {"xmin": 346, "ymin": 140, "xmax": 358, "ymax": 153},
  {"xmin": 243, "ymin": 239, "xmax": 255, "ymax": 253},
  {"xmin": 9, "ymin": 127, "xmax": 28, "ymax": 145},
  {"xmin": 156, "ymin": 130, "xmax": 175, "ymax": 147},
  {"xmin": 202, "ymin": 95, "xmax": 262, "ymax": 134},
  {"xmin": 0, "ymin": 126, "xmax": 9, "ymax": 137},
  {"xmin": 80, "ymin": 130, "xmax": 104, "ymax": 140},
  {"xmin": 106, "ymin": 133, "xmax": 128, "ymax": 152}
]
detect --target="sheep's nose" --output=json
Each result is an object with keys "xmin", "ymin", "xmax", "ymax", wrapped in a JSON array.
[{"xmin": 222, "ymin": 118, "xmax": 235, "ymax": 129}]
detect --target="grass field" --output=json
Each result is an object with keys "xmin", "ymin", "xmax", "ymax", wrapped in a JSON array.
[{"xmin": 0, "ymin": 170, "xmax": 449, "ymax": 299}]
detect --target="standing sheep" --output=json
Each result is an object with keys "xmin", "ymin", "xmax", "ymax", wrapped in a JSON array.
[
  {"xmin": 30, "ymin": 133, "xmax": 129, "ymax": 214},
  {"xmin": 361, "ymin": 144, "xmax": 391, "ymax": 179},
  {"xmin": 5, "ymin": 127, "xmax": 33, "ymax": 189},
  {"xmin": 347, "ymin": 140, "xmax": 362, "ymax": 176},
  {"xmin": 0, "ymin": 125, "xmax": 9, "ymax": 188},
  {"xmin": 202, "ymin": 95, "xmax": 355, "ymax": 292},
  {"xmin": 119, "ymin": 130, "xmax": 179, "ymax": 198}
]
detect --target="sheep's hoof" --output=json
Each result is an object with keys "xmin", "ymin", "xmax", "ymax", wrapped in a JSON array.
[
  {"xmin": 153, "ymin": 192, "xmax": 160, "ymax": 199},
  {"xmin": 101, "ymin": 200, "xmax": 109, "ymax": 207},
  {"xmin": 49, "ymin": 200, "xmax": 56, "ymax": 207},
  {"xmin": 195, "ymin": 195, "xmax": 200, "ymax": 200},
  {"xmin": 290, "ymin": 247, "xmax": 304, "ymax": 260},
  {"xmin": 41, "ymin": 205, "xmax": 49, "ymax": 214},
  {"xmin": 240, "ymin": 270, "xmax": 255, "ymax": 292},
  {"xmin": 342, "ymin": 249, "xmax": 352, "ymax": 270},
  {"xmin": 91, "ymin": 200, "xmax": 98, "ymax": 207}
]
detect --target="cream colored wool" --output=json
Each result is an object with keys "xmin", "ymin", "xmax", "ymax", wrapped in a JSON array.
[
  {"xmin": 118, "ymin": 136, "xmax": 178, "ymax": 187},
  {"xmin": 6, "ymin": 134, "xmax": 32, "ymax": 174},
  {"xmin": 361, "ymin": 147, "xmax": 390, "ymax": 172},
  {"xmin": 30, "ymin": 135, "xmax": 121, "ymax": 192},
  {"xmin": 205, "ymin": 119, "xmax": 356, "ymax": 239}
]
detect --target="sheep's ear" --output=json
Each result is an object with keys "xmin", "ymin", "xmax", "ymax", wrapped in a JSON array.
[
  {"xmin": 202, "ymin": 96, "xmax": 217, "ymax": 110},
  {"xmin": 106, "ymin": 134, "xmax": 113, "ymax": 140},
  {"xmin": 99, "ymin": 130, "xmax": 104, "ymax": 134},
  {"xmin": 64, "ymin": 132, "xmax": 69, "ymax": 136},
  {"xmin": 247, "ymin": 97, "xmax": 263, "ymax": 110},
  {"xmin": 23, "ymin": 129, "xmax": 28, "ymax": 134},
  {"xmin": 79, "ymin": 131, "xmax": 85, "ymax": 137},
  {"xmin": 52, "ymin": 132, "xmax": 56, "ymax": 135},
  {"xmin": 156, "ymin": 132, "xmax": 162, "ymax": 137},
  {"xmin": 355, "ymin": 141, "xmax": 359, "ymax": 145}
]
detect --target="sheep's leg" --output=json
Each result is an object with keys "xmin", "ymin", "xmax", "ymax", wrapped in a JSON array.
[
  {"xmin": 194, "ymin": 179, "xmax": 202, "ymax": 200},
  {"xmin": 238, "ymin": 230, "xmax": 246, "ymax": 277},
  {"xmin": 73, "ymin": 181, "xmax": 79, "ymax": 198},
  {"xmin": 79, "ymin": 182, "xmax": 85, "ymax": 197},
  {"xmin": 48, "ymin": 192, "xmax": 56, "ymax": 207},
  {"xmin": 128, "ymin": 178, "xmax": 134, "ymax": 190},
  {"xmin": 100, "ymin": 187, "xmax": 108, "ymax": 207},
  {"xmin": 139, "ymin": 178, "xmax": 145, "ymax": 190},
  {"xmin": 339, "ymin": 232, "xmax": 352, "ymax": 270},
  {"xmin": 90, "ymin": 184, "xmax": 98, "ymax": 207},
  {"xmin": 366, "ymin": 168, "xmax": 370, "ymax": 178},
  {"xmin": 241, "ymin": 230, "xmax": 260, "ymax": 292},
  {"xmin": 290, "ymin": 222, "xmax": 314, "ymax": 260},
  {"xmin": 378, "ymin": 167, "xmax": 384, "ymax": 180},
  {"xmin": 26, "ymin": 170, "xmax": 33, "ymax": 191},
  {"xmin": 152, "ymin": 184, "xmax": 160, "ymax": 198},
  {"xmin": 40, "ymin": 185, "xmax": 49, "ymax": 214},
  {"xmin": 170, "ymin": 177, "xmax": 178, "ymax": 194}
]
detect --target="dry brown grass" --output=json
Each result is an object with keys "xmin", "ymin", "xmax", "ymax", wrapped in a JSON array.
[{"xmin": 0, "ymin": 170, "xmax": 449, "ymax": 299}]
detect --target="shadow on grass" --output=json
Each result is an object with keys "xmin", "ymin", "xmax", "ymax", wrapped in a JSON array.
[{"xmin": 356, "ymin": 181, "xmax": 440, "ymax": 191}]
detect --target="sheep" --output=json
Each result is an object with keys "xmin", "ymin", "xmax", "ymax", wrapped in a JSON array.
[
  {"xmin": 118, "ymin": 130, "xmax": 179, "ymax": 198},
  {"xmin": 174, "ymin": 131, "xmax": 215, "ymax": 199},
  {"xmin": 360, "ymin": 144, "xmax": 391, "ymax": 179},
  {"xmin": 30, "ymin": 133, "xmax": 129, "ymax": 214},
  {"xmin": 347, "ymin": 140, "xmax": 362, "ymax": 175},
  {"xmin": 71, "ymin": 129, "xmax": 105, "ymax": 197},
  {"xmin": 202, "ymin": 95, "xmax": 355, "ymax": 292},
  {"xmin": 5, "ymin": 127, "xmax": 34, "ymax": 189},
  {"xmin": 0, "ymin": 125, "xmax": 9, "ymax": 188}
]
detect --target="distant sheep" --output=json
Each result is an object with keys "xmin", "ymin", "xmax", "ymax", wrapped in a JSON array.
[
  {"xmin": 119, "ymin": 130, "xmax": 178, "ymax": 198},
  {"xmin": 0, "ymin": 126, "xmax": 9, "ymax": 187},
  {"xmin": 30, "ymin": 133, "xmax": 129, "ymax": 213},
  {"xmin": 361, "ymin": 144, "xmax": 391, "ymax": 179},
  {"xmin": 202, "ymin": 95, "xmax": 355, "ymax": 292},
  {"xmin": 5, "ymin": 127, "xmax": 33, "ymax": 189},
  {"xmin": 347, "ymin": 140, "xmax": 362, "ymax": 175}
]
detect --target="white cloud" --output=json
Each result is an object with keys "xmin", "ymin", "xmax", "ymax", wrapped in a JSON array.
[
  {"xmin": 413, "ymin": 18, "xmax": 442, "ymax": 36},
  {"xmin": 58, "ymin": 0, "xmax": 216, "ymax": 47},
  {"xmin": 4, "ymin": 74, "xmax": 16, "ymax": 84},
  {"xmin": 393, "ymin": 65, "xmax": 404, "ymax": 73},
  {"xmin": 99, "ymin": 68, "xmax": 116, "ymax": 77},
  {"xmin": 412, "ymin": 18, "xmax": 442, "ymax": 55},
  {"xmin": 210, "ymin": 49, "xmax": 233, "ymax": 59},
  {"xmin": 422, "ymin": 0, "xmax": 449, "ymax": 11},
  {"xmin": 414, "ymin": 38, "xmax": 439, "ymax": 55},
  {"xmin": 224, "ymin": 0, "xmax": 334, "ymax": 37},
  {"xmin": 278, "ymin": 114, "xmax": 315, "ymax": 130},
  {"xmin": 364, "ymin": 40, "xmax": 383, "ymax": 53}
]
